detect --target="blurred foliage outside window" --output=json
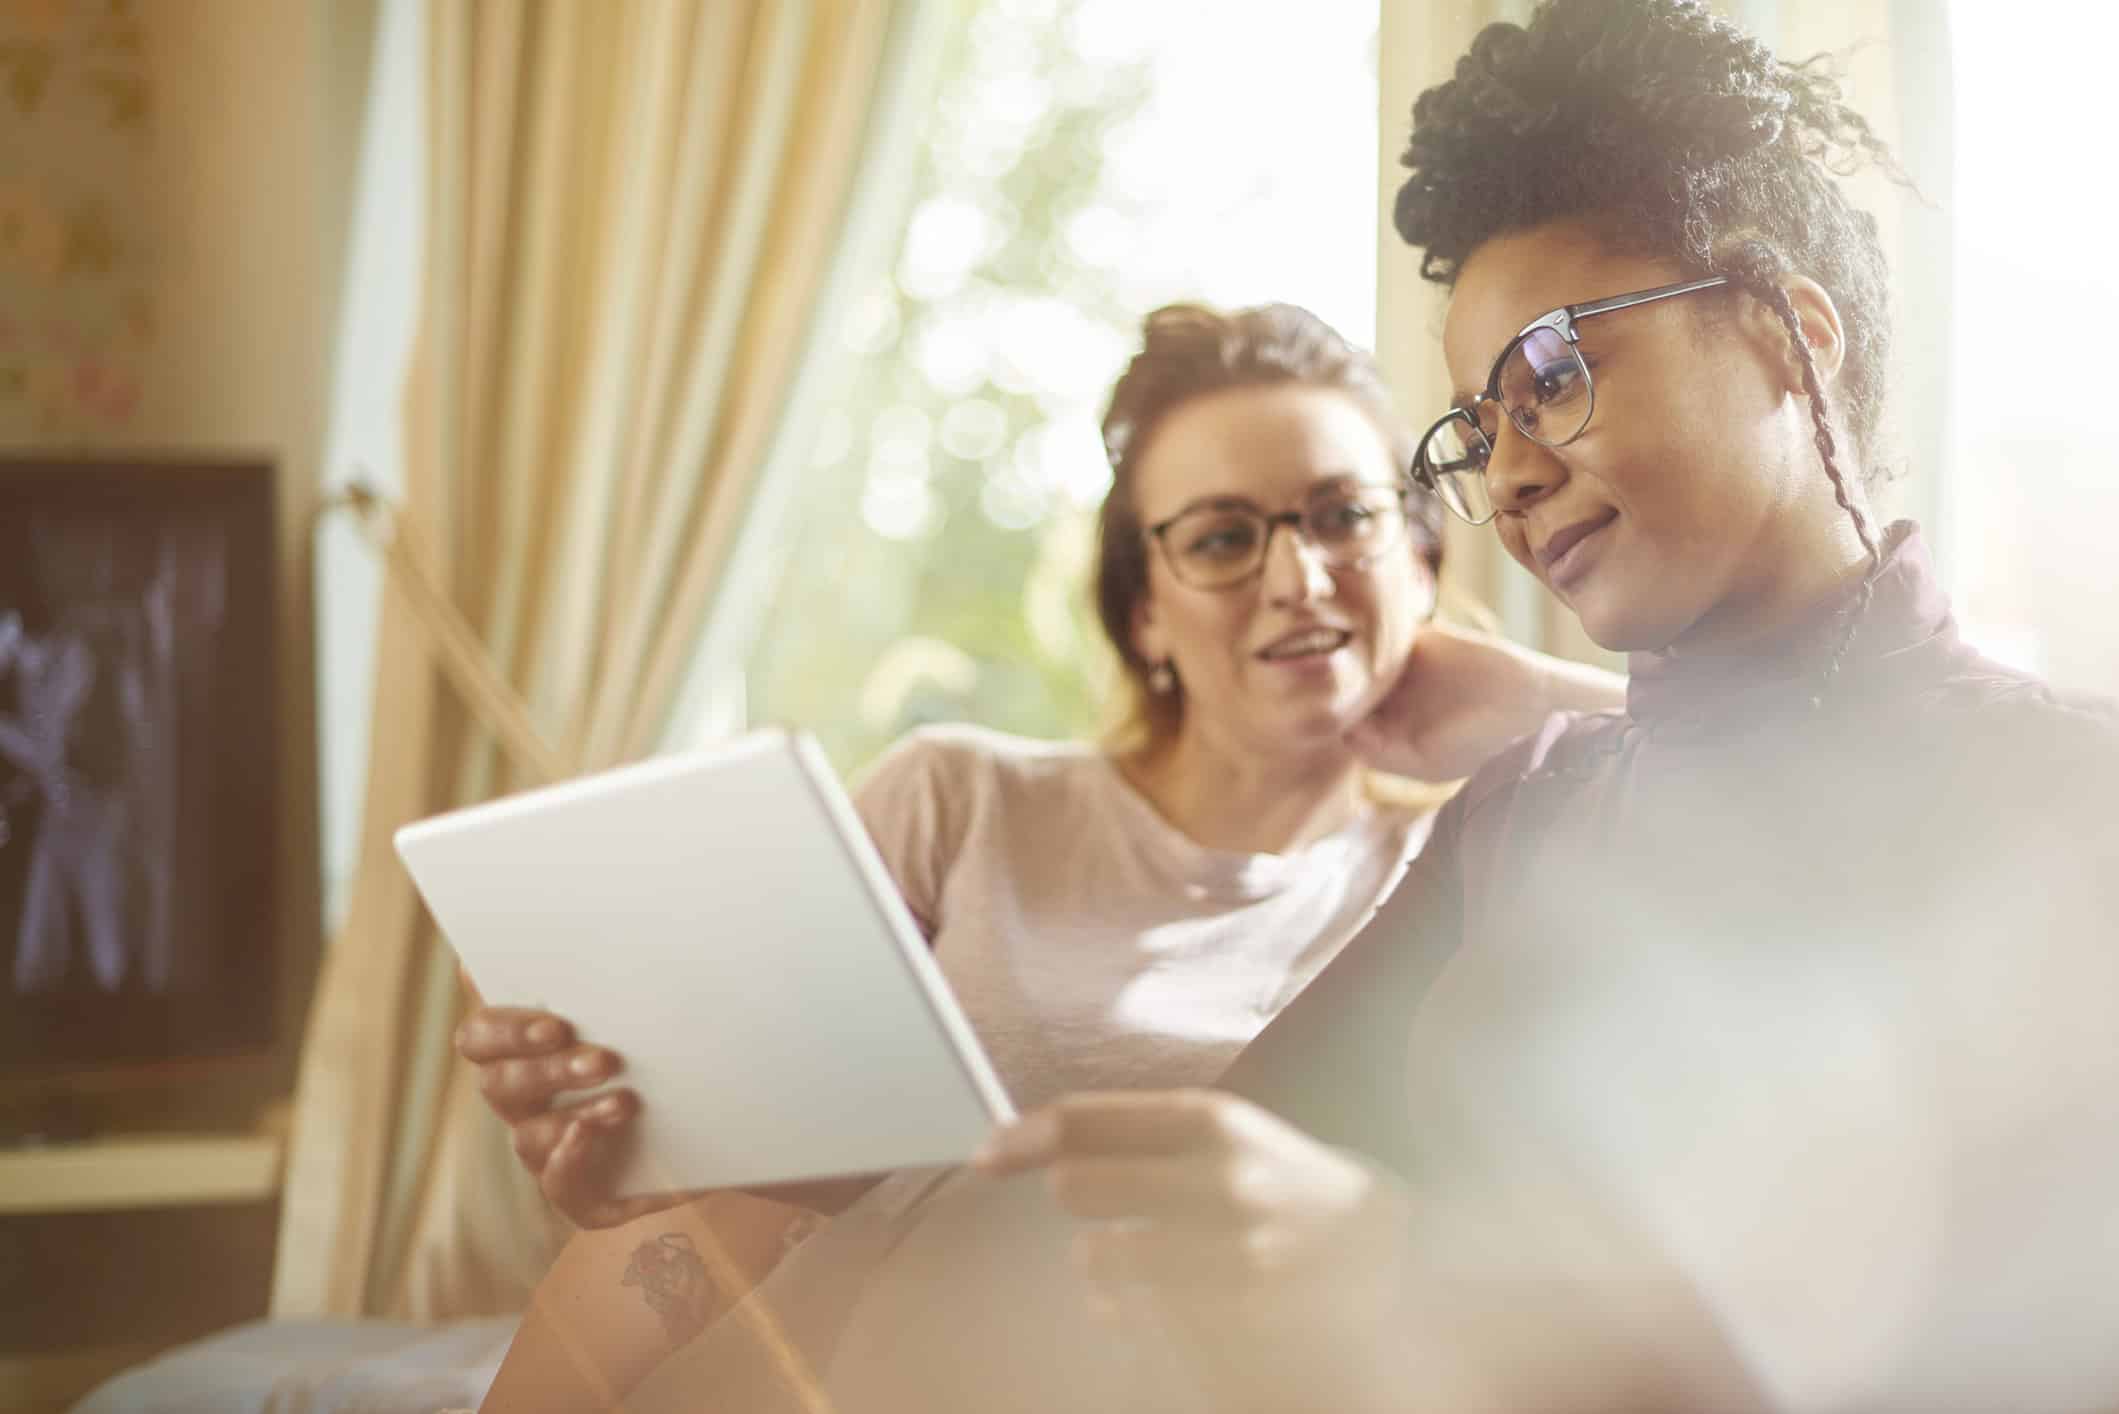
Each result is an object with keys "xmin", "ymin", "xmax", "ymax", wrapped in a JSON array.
[{"xmin": 742, "ymin": 0, "xmax": 1379, "ymax": 773}]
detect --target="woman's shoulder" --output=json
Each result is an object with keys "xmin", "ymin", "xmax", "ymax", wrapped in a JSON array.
[
  {"xmin": 850, "ymin": 726, "xmax": 1109, "ymax": 928},
  {"xmin": 854, "ymin": 723, "xmax": 1106, "ymax": 816},
  {"xmin": 1914, "ymin": 653, "xmax": 2119, "ymax": 798},
  {"xmin": 865, "ymin": 722, "xmax": 1099, "ymax": 781},
  {"xmin": 1391, "ymin": 707, "xmax": 1633, "ymax": 870},
  {"xmin": 1447, "ymin": 707, "xmax": 1630, "ymax": 813},
  {"xmin": 1924, "ymin": 652, "xmax": 2119, "ymax": 732}
]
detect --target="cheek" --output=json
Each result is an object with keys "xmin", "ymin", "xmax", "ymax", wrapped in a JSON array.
[
  {"xmin": 1619, "ymin": 366, "xmax": 1788, "ymax": 526},
  {"xmin": 1616, "ymin": 433, "xmax": 1777, "ymax": 560},
  {"xmin": 1355, "ymin": 564, "xmax": 1430, "ymax": 659},
  {"xmin": 1158, "ymin": 591, "xmax": 1254, "ymax": 672},
  {"xmin": 1495, "ymin": 518, "xmax": 1538, "ymax": 577}
]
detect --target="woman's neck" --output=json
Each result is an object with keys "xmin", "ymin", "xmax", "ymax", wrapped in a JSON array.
[
  {"xmin": 1117, "ymin": 727, "xmax": 1368, "ymax": 856},
  {"xmin": 1667, "ymin": 514, "xmax": 1875, "ymax": 661}
]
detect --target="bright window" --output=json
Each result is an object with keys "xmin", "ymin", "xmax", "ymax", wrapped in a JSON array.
[
  {"xmin": 1944, "ymin": 1, "xmax": 2119, "ymax": 696},
  {"xmin": 737, "ymin": 0, "xmax": 1380, "ymax": 771}
]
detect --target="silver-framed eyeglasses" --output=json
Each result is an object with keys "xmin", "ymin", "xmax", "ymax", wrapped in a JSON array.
[
  {"xmin": 1411, "ymin": 275, "xmax": 1731, "ymax": 525},
  {"xmin": 1147, "ymin": 483, "xmax": 1418, "ymax": 591}
]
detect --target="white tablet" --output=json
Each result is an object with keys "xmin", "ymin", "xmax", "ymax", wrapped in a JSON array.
[{"xmin": 394, "ymin": 728, "xmax": 1014, "ymax": 1197}]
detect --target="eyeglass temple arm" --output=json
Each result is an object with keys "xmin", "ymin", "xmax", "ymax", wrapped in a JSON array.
[{"xmin": 1567, "ymin": 275, "xmax": 1731, "ymax": 321}]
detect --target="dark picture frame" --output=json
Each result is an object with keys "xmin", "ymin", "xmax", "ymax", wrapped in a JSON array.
[{"xmin": 0, "ymin": 456, "xmax": 278, "ymax": 1070}]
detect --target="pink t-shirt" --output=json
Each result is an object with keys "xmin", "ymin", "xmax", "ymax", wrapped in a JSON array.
[
  {"xmin": 629, "ymin": 725, "xmax": 1433, "ymax": 1414},
  {"xmin": 852, "ymin": 723, "xmax": 1432, "ymax": 1110}
]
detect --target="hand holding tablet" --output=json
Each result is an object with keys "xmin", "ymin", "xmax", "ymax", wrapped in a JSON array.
[{"xmin": 398, "ymin": 730, "xmax": 1014, "ymax": 1208}]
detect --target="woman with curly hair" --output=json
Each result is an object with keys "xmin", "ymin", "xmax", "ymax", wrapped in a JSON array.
[{"xmin": 968, "ymin": 3, "xmax": 2119, "ymax": 1411}]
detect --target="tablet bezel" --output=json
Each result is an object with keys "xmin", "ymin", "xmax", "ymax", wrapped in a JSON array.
[{"xmin": 394, "ymin": 728, "xmax": 1015, "ymax": 1196}]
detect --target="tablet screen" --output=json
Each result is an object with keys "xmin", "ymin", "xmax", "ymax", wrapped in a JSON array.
[{"xmin": 396, "ymin": 729, "xmax": 1013, "ymax": 1196}]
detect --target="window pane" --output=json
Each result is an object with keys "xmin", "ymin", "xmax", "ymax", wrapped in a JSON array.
[
  {"xmin": 1945, "ymin": 0, "xmax": 2119, "ymax": 697},
  {"xmin": 741, "ymin": 0, "xmax": 1379, "ymax": 772}
]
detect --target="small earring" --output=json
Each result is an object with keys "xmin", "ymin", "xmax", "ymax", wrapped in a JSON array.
[{"xmin": 1147, "ymin": 659, "xmax": 1177, "ymax": 695}]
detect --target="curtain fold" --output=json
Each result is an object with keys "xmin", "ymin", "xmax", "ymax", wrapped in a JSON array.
[
  {"xmin": 1375, "ymin": 0, "xmax": 1537, "ymax": 643},
  {"xmin": 275, "ymin": 0, "xmax": 935, "ymax": 1320}
]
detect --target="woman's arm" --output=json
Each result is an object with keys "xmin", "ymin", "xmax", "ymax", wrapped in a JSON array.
[
  {"xmin": 1348, "ymin": 622, "xmax": 1624, "ymax": 783},
  {"xmin": 479, "ymin": 1190, "xmax": 807, "ymax": 1413},
  {"xmin": 974, "ymin": 1090, "xmax": 1418, "ymax": 1414},
  {"xmin": 466, "ymin": 731, "xmax": 978, "ymax": 1408},
  {"xmin": 452, "ymin": 1011, "xmax": 885, "ymax": 1410}
]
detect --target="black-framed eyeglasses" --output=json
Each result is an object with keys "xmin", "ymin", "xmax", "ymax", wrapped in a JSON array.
[
  {"xmin": 1410, "ymin": 275, "xmax": 1731, "ymax": 526},
  {"xmin": 1146, "ymin": 483, "xmax": 1418, "ymax": 591}
]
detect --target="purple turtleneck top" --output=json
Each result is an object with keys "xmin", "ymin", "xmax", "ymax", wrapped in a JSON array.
[{"xmin": 1226, "ymin": 522, "xmax": 2119, "ymax": 1412}]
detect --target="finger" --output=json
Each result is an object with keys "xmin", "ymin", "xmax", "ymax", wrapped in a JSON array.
[
  {"xmin": 475, "ymin": 1044, "xmax": 623, "ymax": 1122},
  {"xmin": 509, "ymin": 1088, "xmax": 636, "ymax": 1173},
  {"xmin": 1073, "ymin": 1221, "xmax": 1293, "ymax": 1291},
  {"xmin": 1048, "ymin": 1155, "xmax": 1267, "ymax": 1223},
  {"xmin": 542, "ymin": 1115, "xmax": 623, "ymax": 1226},
  {"xmin": 542, "ymin": 1111, "xmax": 695, "ymax": 1230},
  {"xmin": 974, "ymin": 1106, "xmax": 1062, "ymax": 1175},
  {"xmin": 454, "ymin": 1007, "xmax": 576, "ymax": 1062},
  {"xmin": 978, "ymin": 1090, "xmax": 1243, "ymax": 1175},
  {"xmin": 1052, "ymin": 1091, "xmax": 1284, "ymax": 1157}
]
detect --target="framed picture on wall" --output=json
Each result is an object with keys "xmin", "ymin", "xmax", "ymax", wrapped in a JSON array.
[{"xmin": 0, "ymin": 456, "xmax": 278, "ymax": 1074}]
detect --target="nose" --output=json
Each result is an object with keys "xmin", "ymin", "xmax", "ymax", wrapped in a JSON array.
[
  {"xmin": 1259, "ymin": 519, "xmax": 1334, "ymax": 604},
  {"xmin": 1482, "ymin": 418, "xmax": 1567, "ymax": 516}
]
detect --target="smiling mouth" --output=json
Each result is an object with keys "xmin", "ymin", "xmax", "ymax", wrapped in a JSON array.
[
  {"xmin": 1538, "ymin": 511, "xmax": 1618, "ymax": 588},
  {"xmin": 1257, "ymin": 627, "xmax": 1353, "ymax": 661}
]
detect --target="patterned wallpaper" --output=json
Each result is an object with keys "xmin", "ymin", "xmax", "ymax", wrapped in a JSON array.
[{"xmin": 0, "ymin": 0, "xmax": 152, "ymax": 443}]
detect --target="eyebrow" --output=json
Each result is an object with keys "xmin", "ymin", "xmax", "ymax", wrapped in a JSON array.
[
  {"xmin": 1154, "ymin": 474, "xmax": 1380, "ymax": 521},
  {"xmin": 1453, "ymin": 299, "xmax": 1573, "ymax": 408},
  {"xmin": 1448, "ymin": 306, "xmax": 1637, "ymax": 413},
  {"xmin": 1160, "ymin": 493, "xmax": 1256, "ymax": 518}
]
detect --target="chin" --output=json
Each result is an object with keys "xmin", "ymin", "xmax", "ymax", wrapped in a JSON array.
[
  {"xmin": 1567, "ymin": 590, "xmax": 1687, "ymax": 655},
  {"xmin": 1283, "ymin": 706, "xmax": 1356, "ymax": 744},
  {"xmin": 1262, "ymin": 698, "xmax": 1362, "ymax": 754}
]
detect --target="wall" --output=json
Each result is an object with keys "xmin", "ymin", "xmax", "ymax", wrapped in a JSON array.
[
  {"xmin": 129, "ymin": 0, "xmax": 364, "ymax": 1118},
  {"xmin": 0, "ymin": 1, "xmax": 153, "ymax": 443},
  {"xmin": 0, "ymin": 2, "xmax": 373, "ymax": 1405}
]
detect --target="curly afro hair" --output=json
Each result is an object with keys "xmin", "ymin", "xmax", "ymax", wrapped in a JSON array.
[{"xmin": 1395, "ymin": 0, "xmax": 1908, "ymax": 491}]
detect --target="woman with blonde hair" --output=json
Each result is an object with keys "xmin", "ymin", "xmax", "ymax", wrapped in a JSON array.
[{"xmin": 458, "ymin": 299, "xmax": 1622, "ymax": 1410}]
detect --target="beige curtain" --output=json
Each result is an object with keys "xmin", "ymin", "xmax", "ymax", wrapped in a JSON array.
[
  {"xmin": 1375, "ymin": 1, "xmax": 1530, "ymax": 641},
  {"xmin": 274, "ymin": 0, "xmax": 935, "ymax": 1320},
  {"xmin": 1377, "ymin": 0, "xmax": 1927, "ymax": 665}
]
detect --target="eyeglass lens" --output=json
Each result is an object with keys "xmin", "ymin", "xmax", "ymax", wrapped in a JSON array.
[
  {"xmin": 1419, "ymin": 327, "xmax": 1592, "ymax": 523},
  {"xmin": 1159, "ymin": 488, "xmax": 1405, "ymax": 589},
  {"xmin": 1497, "ymin": 327, "xmax": 1590, "ymax": 445}
]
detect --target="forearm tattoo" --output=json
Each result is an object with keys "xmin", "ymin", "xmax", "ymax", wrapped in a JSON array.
[{"xmin": 621, "ymin": 1233, "xmax": 715, "ymax": 1345}]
